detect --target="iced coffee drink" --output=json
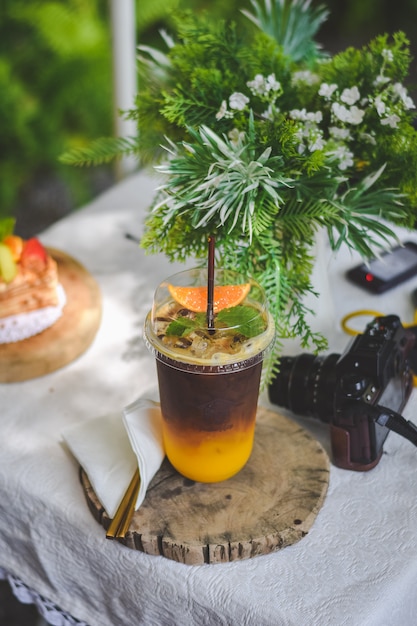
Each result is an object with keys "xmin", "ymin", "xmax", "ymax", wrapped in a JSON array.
[{"xmin": 144, "ymin": 268, "xmax": 275, "ymax": 482}]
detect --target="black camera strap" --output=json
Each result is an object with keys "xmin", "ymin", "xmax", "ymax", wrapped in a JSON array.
[{"xmin": 372, "ymin": 404, "xmax": 417, "ymax": 447}]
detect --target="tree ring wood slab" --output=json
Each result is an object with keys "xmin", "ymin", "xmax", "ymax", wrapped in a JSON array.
[
  {"xmin": 81, "ymin": 406, "xmax": 330, "ymax": 565},
  {"xmin": 0, "ymin": 248, "xmax": 101, "ymax": 382}
]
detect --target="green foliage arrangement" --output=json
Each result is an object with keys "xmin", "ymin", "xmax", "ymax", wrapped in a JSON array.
[{"xmin": 61, "ymin": 0, "xmax": 417, "ymax": 381}]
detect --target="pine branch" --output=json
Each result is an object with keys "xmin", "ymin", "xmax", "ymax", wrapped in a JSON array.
[
  {"xmin": 59, "ymin": 136, "xmax": 140, "ymax": 167},
  {"xmin": 161, "ymin": 90, "xmax": 219, "ymax": 129}
]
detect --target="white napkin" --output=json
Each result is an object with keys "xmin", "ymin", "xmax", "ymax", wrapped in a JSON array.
[{"xmin": 62, "ymin": 397, "xmax": 165, "ymax": 518}]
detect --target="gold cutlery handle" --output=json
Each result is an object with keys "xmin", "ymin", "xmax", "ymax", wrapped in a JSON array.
[{"xmin": 106, "ymin": 471, "xmax": 140, "ymax": 539}]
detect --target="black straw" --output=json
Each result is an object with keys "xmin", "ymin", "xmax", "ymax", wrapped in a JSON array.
[{"xmin": 207, "ymin": 235, "xmax": 215, "ymax": 333}]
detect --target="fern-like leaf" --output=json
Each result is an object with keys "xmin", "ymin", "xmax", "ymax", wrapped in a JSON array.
[{"xmin": 59, "ymin": 136, "xmax": 140, "ymax": 167}]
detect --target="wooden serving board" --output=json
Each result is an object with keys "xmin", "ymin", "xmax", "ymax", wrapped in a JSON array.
[
  {"xmin": 0, "ymin": 248, "xmax": 101, "ymax": 382},
  {"xmin": 81, "ymin": 407, "xmax": 330, "ymax": 565}
]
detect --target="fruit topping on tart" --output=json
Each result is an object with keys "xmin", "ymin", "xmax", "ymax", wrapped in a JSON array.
[{"xmin": 0, "ymin": 235, "xmax": 60, "ymax": 319}]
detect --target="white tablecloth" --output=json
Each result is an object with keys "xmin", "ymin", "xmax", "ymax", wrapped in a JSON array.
[{"xmin": 1, "ymin": 169, "xmax": 417, "ymax": 626}]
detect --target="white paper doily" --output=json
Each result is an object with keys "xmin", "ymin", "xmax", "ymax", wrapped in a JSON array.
[{"xmin": 0, "ymin": 284, "xmax": 67, "ymax": 344}]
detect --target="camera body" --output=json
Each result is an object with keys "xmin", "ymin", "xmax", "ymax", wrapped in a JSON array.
[{"xmin": 269, "ymin": 315, "xmax": 414, "ymax": 470}]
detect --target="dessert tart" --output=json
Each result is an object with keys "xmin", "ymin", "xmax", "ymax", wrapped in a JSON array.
[{"xmin": 0, "ymin": 235, "xmax": 66, "ymax": 343}]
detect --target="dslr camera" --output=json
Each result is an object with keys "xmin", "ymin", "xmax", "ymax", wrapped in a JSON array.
[{"xmin": 269, "ymin": 315, "xmax": 416, "ymax": 471}]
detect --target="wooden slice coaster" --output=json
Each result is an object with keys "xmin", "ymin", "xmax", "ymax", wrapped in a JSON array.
[
  {"xmin": 81, "ymin": 406, "xmax": 330, "ymax": 565},
  {"xmin": 0, "ymin": 248, "xmax": 101, "ymax": 382}
]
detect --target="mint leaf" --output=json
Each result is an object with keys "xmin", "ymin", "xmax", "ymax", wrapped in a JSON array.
[
  {"xmin": 217, "ymin": 305, "xmax": 266, "ymax": 338},
  {"xmin": 165, "ymin": 309, "xmax": 265, "ymax": 338},
  {"xmin": 166, "ymin": 317, "xmax": 198, "ymax": 336}
]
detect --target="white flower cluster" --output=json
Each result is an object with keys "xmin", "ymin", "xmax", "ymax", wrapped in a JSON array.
[
  {"xmin": 372, "ymin": 81, "xmax": 415, "ymax": 129},
  {"xmin": 288, "ymin": 109, "xmax": 325, "ymax": 154},
  {"xmin": 323, "ymin": 85, "xmax": 366, "ymax": 133},
  {"xmin": 216, "ymin": 73, "xmax": 281, "ymax": 121},
  {"xmin": 292, "ymin": 70, "xmax": 320, "ymax": 86},
  {"xmin": 215, "ymin": 49, "xmax": 415, "ymax": 171},
  {"xmin": 247, "ymin": 73, "xmax": 282, "ymax": 97}
]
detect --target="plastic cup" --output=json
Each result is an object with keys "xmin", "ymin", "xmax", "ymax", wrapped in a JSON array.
[{"xmin": 144, "ymin": 268, "xmax": 275, "ymax": 482}]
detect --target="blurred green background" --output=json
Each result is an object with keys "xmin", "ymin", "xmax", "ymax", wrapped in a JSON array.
[{"xmin": 1, "ymin": 0, "xmax": 416, "ymax": 236}]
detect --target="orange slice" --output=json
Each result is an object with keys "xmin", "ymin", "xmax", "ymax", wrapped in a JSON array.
[{"xmin": 168, "ymin": 283, "xmax": 251, "ymax": 313}]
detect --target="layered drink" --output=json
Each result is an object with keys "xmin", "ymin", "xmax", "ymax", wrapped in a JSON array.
[{"xmin": 144, "ymin": 268, "xmax": 275, "ymax": 482}]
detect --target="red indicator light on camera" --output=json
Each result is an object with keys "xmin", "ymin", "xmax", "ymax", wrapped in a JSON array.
[{"xmin": 365, "ymin": 273, "xmax": 374, "ymax": 282}]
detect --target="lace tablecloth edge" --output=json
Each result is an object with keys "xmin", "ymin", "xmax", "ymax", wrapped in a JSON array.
[{"xmin": 0, "ymin": 566, "xmax": 89, "ymax": 626}]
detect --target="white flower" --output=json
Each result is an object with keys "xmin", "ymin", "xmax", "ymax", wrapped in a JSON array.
[
  {"xmin": 338, "ymin": 151, "xmax": 354, "ymax": 170},
  {"xmin": 292, "ymin": 70, "xmax": 320, "ymax": 85},
  {"xmin": 229, "ymin": 92, "xmax": 249, "ymax": 111},
  {"xmin": 247, "ymin": 74, "xmax": 265, "ymax": 96},
  {"xmin": 329, "ymin": 126, "xmax": 351, "ymax": 140},
  {"xmin": 318, "ymin": 82, "xmax": 338, "ymax": 99},
  {"xmin": 380, "ymin": 114, "xmax": 401, "ymax": 128},
  {"xmin": 348, "ymin": 105, "xmax": 366, "ymax": 124},
  {"xmin": 247, "ymin": 73, "xmax": 281, "ymax": 97},
  {"xmin": 331, "ymin": 102, "xmax": 350, "ymax": 122},
  {"xmin": 216, "ymin": 100, "xmax": 228, "ymax": 120},
  {"xmin": 328, "ymin": 146, "xmax": 354, "ymax": 170},
  {"xmin": 290, "ymin": 109, "xmax": 322, "ymax": 124},
  {"xmin": 393, "ymin": 82, "xmax": 407, "ymax": 100},
  {"xmin": 294, "ymin": 128, "xmax": 304, "ymax": 143},
  {"xmin": 340, "ymin": 86, "xmax": 360, "ymax": 105},
  {"xmin": 393, "ymin": 82, "xmax": 415, "ymax": 110},
  {"xmin": 262, "ymin": 104, "xmax": 275, "ymax": 120},
  {"xmin": 265, "ymin": 73, "xmax": 281, "ymax": 92},
  {"xmin": 308, "ymin": 134, "xmax": 324, "ymax": 152},
  {"xmin": 375, "ymin": 74, "xmax": 391, "ymax": 86},
  {"xmin": 332, "ymin": 102, "xmax": 365, "ymax": 125},
  {"xmin": 307, "ymin": 111, "xmax": 323, "ymax": 123},
  {"xmin": 374, "ymin": 95, "xmax": 386, "ymax": 116},
  {"xmin": 382, "ymin": 49, "xmax": 394, "ymax": 62},
  {"xmin": 289, "ymin": 108, "xmax": 307, "ymax": 121}
]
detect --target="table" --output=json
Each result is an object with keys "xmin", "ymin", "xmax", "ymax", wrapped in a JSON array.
[{"xmin": 1, "ymin": 169, "xmax": 417, "ymax": 626}]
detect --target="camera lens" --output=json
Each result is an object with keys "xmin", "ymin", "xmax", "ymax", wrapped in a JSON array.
[{"xmin": 269, "ymin": 353, "xmax": 341, "ymax": 423}]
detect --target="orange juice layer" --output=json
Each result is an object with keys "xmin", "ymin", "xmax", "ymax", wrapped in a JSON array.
[{"xmin": 162, "ymin": 423, "xmax": 255, "ymax": 482}]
